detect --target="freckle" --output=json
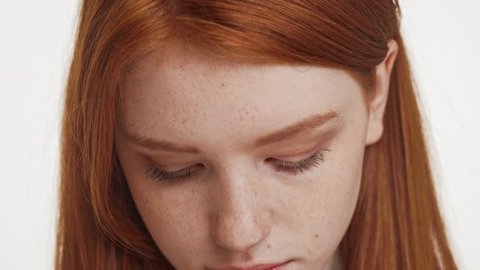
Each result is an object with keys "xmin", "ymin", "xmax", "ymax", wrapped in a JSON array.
[
  {"xmin": 221, "ymin": 82, "xmax": 226, "ymax": 87},
  {"xmin": 315, "ymin": 234, "xmax": 319, "ymax": 238},
  {"xmin": 267, "ymin": 244, "xmax": 271, "ymax": 249}
]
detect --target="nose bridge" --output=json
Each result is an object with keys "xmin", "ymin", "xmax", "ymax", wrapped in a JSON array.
[{"xmin": 210, "ymin": 166, "xmax": 272, "ymax": 252}]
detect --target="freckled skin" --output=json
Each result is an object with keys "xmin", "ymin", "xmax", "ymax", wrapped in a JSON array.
[{"xmin": 115, "ymin": 41, "xmax": 397, "ymax": 269}]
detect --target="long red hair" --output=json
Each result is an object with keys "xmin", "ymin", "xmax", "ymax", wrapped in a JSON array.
[{"xmin": 56, "ymin": 0, "xmax": 457, "ymax": 269}]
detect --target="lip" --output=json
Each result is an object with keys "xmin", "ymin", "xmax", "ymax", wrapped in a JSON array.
[{"xmin": 206, "ymin": 260, "xmax": 292, "ymax": 270}]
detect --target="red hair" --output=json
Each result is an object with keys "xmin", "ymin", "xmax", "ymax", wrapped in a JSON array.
[{"xmin": 56, "ymin": 0, "xmax": 457, "ymax": 269}]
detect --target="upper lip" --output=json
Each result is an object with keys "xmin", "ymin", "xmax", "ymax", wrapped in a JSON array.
[{"xmin": 206, "ymin": 260, "xmax": 291, "ymax": 270}]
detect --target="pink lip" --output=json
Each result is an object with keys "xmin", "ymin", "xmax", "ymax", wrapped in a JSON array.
[{"xmin": 207, "ymin": 260, "xmax": 291, "ymax": 270}]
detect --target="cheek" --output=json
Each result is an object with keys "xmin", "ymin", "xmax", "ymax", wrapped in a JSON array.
[
  {"xmin": 126, "ymin": 176, "xmax": 209, "ymax": 266},
  {"xmin": 283, "ymin": 128, "xmax": 365, "ymax": 260}
]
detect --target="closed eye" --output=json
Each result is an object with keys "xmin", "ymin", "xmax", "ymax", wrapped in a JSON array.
[
  {"xmin": 144, "ymin": 163, "xmax": 202, "ymax": 181},
  {"xmin": 266, "ymin": 148, "xmax": 330, "ymax": 176},
  {"xmin": 143, "ymin": 148, "xmax": 331, "ymax": 182}
]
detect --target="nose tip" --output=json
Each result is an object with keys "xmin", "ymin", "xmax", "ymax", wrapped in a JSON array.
[{"xmin": 212, "ymin": 206, "xmax": 272, "ymax": 253}]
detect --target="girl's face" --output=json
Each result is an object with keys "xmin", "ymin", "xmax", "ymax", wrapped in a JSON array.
[{"xmin": 115, "ymin": 42, "xmax": 393, "ymax": 270}]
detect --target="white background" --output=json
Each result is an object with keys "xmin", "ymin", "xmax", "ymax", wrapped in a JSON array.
[{"xmin": 0, "ymin": 0, "xmax": 478, "ymax": 269}]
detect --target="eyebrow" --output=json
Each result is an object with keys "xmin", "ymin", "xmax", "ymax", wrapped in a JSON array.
[
  {"xmin": 121, "ymin": 111, "xmax": 339, "ymax": 153},
  {"xmin": 254, "ymin": 111, "xmax": 339, "ymax": 146}
]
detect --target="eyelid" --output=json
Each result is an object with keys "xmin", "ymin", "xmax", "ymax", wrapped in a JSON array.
[
  {"xmin": 144, "ymin": 163, "xmax": 201, "ymax": 181},
  {"xmin": 143, "ymin": 142, "xmax": 332, "ymax": 181},
  {"xmin": 269, "ymin": 146, "xmax": 329, "ymax": 163},
  {"xmin": 264, "ymin": 126, "xmax": 339, "ymax": 157},
  {"xmin": 269, "ymin": 148, "xmax": 331, "ymax": 175},
  {"xmin": 268, "ymin": 145, "xmax": 319, "ymax": 161}
]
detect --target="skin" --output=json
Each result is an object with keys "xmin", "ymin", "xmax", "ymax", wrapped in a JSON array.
[{"xmin": 115, "ymin": 40, "xmax": 398, "ymax": 270}]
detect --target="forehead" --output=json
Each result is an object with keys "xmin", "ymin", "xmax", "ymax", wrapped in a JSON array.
[{"xmin": 120, "ymin": 44, "xmax": 363, "ymax": 148}]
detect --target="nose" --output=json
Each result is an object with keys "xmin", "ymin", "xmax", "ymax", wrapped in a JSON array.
[{"xmin": 210, "ymin": 172, "xmax": 272, "ymax": 253}]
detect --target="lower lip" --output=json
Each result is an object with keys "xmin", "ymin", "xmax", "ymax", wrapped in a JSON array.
[
  {"xmin": 207, "ymin": 260, "xmax": 293, "ymax": 270},
  {"xmin": 266, "ymin": 261, "xmax": 291, "ymax": 270}
]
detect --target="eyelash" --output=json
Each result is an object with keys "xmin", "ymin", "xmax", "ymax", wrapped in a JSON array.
[
  {"xmin": 268, "ymin": 148, "xmax": 331, "ymax": 176},
  {"xmin": 144, "ymin": 148, "xmax": 331, "ymax": 182}
]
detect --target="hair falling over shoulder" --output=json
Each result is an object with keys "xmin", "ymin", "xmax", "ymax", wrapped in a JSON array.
[{"xmin": 56, "ymin": 0, "xmax": 457, "ymax": 269}]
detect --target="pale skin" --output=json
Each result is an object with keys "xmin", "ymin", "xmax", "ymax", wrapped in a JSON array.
[{"xmin": 115, "ymin": 40, "xmax": 398, "ymax": 270}]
